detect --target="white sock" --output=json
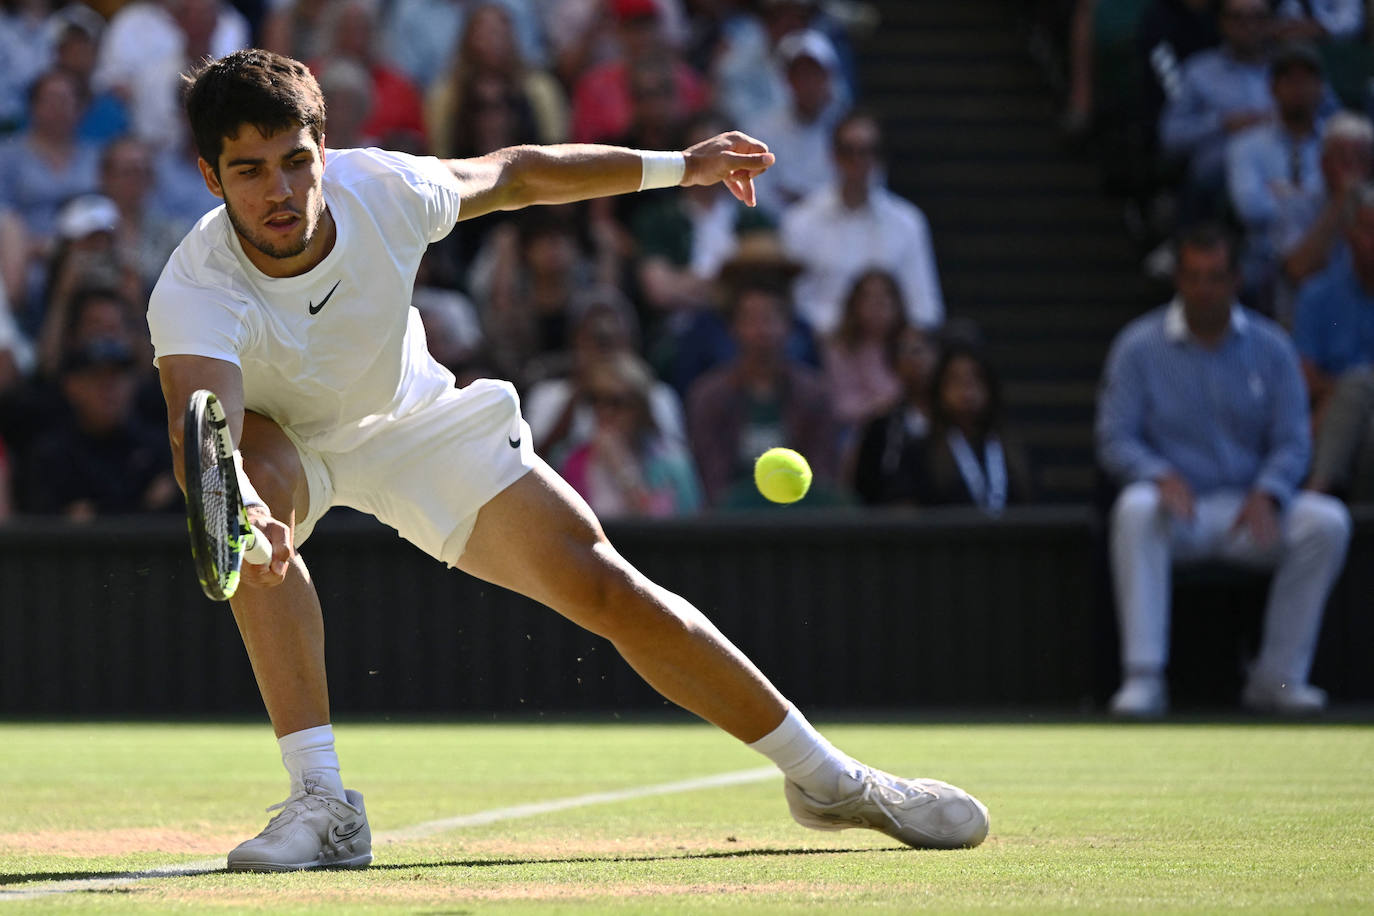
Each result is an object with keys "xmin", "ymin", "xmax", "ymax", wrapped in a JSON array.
[
  {"xmin": 748, "ymin": 707, "xmax": 861, "ymax": 801},
  {"xmin": 278, "ymin": 724, "xmax": 345, "ymax": 799}
]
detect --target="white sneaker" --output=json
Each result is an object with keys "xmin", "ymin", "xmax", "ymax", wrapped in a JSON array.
[
  {"xmin": 784, "ymin": 767, "xmax": 990, "ymax": 849},
  {"xmin": 1109, "ymin": 674, "xmax": 1167, "ymax": 718},
  {"xmin": 1242, "ymin": 678, "xmax": 1328, "ymax": 716},
  {"xmin": 227, "ymin": 780, "xmax": 372, "ymax": 872}
]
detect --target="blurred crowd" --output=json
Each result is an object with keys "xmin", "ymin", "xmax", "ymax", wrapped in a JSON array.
[
  {"xmin": 1034, "ymin": 0, "xmax": 1374, "ymax": 715},
  {"xmin": 0, "ymin": 0, "xmax": 1030, "ymax": 523}
]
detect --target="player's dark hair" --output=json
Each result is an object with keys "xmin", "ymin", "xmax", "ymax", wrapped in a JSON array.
[{"xmin": 184, "ymin": 49, "xmax": 326, "ymax": 172}]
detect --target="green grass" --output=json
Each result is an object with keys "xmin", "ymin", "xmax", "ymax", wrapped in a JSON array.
[{"xmin": 1, "ymin": 720, "xmax": 1372, "ymax": 912}]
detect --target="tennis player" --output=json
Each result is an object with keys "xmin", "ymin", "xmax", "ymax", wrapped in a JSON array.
[{"xmin": 150, "ymin": 50, "xmax": 989, "ymax": 871}]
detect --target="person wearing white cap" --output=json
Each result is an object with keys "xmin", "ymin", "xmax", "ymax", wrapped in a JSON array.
[{"xmin": 746, "ymin": 29, "xmax": 847, "ymax": 218}]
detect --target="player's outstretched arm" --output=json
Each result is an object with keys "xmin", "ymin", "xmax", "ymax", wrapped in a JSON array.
[
  {"xmin": 158, "ymin": 354, "xmax": 292, "ymax": 581},
  {"xmin": 449, "ymin": 131, "xmax": 776, "ymax": 222}
]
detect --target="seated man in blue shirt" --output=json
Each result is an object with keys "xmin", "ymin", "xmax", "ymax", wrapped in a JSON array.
[
  {"xmin": 1295, "ymin": 185, "xmax": 1374, "ymax": 496},
  {"xmin": 1096, "ymin": 224, "xmax": 1351, "ymax": 717},
  {"xmin": 1226, "ymin": 42, "xmax": 1326, "ymax": 315}
]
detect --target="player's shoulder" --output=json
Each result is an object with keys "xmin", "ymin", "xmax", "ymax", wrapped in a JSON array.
[
  {"xmin": 150, "ymin": 208, "xmax": 251, "ymax": 313},
  {"xmin": 323, "ymin": 147, "xmax": 457, "ymax": 195}
]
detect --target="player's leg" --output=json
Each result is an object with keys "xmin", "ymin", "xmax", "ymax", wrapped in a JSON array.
[
  {"xmin": 227, "ymin": 411, "xmax": 371, "ymax": 872},
  {"xmin": 455, "ymin": 458, "xmax": 988, "ymax": 848}
]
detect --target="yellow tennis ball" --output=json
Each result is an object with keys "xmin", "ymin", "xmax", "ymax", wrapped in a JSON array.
[{"xmin": 754, "ymin": 447, "xmax": 812, "ymax": 504}]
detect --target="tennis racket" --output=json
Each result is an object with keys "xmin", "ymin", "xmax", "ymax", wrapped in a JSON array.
[{"xmin": 184, "ymin": 388, "xmax": 271, "ymax": 601}]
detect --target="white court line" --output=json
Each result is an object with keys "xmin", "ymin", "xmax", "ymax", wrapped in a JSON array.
[{"xmin": 0, "ymin": 766, "xmax": 778, "ymax": 901}]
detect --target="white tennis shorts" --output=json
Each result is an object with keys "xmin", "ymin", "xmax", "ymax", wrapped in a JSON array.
[{"xmin": 282, "ymin": 378, "xmax": 535, "ymax": 567}]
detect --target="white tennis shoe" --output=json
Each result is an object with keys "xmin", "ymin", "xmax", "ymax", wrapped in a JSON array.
[
  {"xmin": 785, "ymin": 767, "xmax": 990, "ymax": 849},
  {"xmin": 227, "ymin": 779, "xmax": 372, "ymax": 872}
]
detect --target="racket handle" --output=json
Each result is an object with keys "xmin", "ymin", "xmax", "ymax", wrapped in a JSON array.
[{"xmin": 244, "ymin": 526, "xmax": 272, "ymax": 566}]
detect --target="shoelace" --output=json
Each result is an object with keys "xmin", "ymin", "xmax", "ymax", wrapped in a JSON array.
[{"xmin": 855, "ymin": 773, "xmax": 938, "ymax": 830}]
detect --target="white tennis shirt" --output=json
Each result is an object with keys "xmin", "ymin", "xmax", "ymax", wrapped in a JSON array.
[{"xmin": 147, "ymin": 147, "xmax": 464, "ymax": 453}]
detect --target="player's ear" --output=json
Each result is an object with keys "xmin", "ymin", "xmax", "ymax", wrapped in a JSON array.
[{"xmin": 198, "ymin": 157, "xmax": 224, "ymax": 200}]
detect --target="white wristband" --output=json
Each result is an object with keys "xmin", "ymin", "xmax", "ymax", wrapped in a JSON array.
[
  {"xmin": 233, "ymin": 450, "xmax": 266, "ymax": 509},
  {"xmin": 638, "ymin": 150, "xmax": 686, "ymax": 191}
]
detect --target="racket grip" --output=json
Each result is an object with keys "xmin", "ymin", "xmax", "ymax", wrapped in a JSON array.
[{"xmin": 244, "ymin": 526, "xmax": 272, "ymax": 566}]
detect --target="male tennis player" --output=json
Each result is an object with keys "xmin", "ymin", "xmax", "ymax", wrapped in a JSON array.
[{"xmin": 150, "ymin": 50, "xmax": 989, "ymax": 871}]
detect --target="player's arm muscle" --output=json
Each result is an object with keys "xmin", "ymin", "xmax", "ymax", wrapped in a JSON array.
[
  {"xmin": 447, "ymin": 145, "xmax": 644, "ymax": 222},
  {"xmin": 158, "ymin": 354, "xmax": 246, "ymax": 493}
]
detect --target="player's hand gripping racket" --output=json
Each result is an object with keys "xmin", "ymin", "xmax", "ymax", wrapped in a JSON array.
[{"xmin": 184, "ymin": 389, "xmax": 271, "ymax": 601}]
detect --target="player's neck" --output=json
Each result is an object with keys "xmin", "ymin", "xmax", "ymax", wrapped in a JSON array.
[{"xmin": 241, "ymin": 205, "xmax": 338, "ymax": 279}]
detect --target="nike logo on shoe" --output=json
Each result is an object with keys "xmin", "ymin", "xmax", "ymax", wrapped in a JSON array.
[
  {"xmin": 308, "ymin": 280, "xmax": 341, "ymax": 315},
  {"xmin": 330, "ymin": 821, "xmax": 365, "ymax": 843}
]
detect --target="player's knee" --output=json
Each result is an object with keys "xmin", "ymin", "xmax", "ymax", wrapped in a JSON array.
[{"xmin": 566, "ymin": 547, "xmax": 682, "ymax": 640}]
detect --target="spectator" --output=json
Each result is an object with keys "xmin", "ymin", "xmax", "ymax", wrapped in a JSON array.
[
  {"xmin": 569, "ymin": 0, "xmax": 708, "ymax": 144},
  {"xmin": 310, "ymin": 0, "xmax": 427, "ymax": 153},
  {"xmin": 314, "ymin": 58, "xmax": 376, "ymax": 150},
  {"xmin": 746, "ymin": 28, "xmax": 845, "ymax": 218},
  {"xmin": 1226, "ymin": 41, "xmax": 1327, "ymax": 314},
  {"xmin": 92, "ymin": 0, "xmax": 249, "ymax": 150},
  {"xmin": 1159, "ymin": 0, "xmax": 1276, "ymax": 220},
  {"xmin": 412, "ymin": 247, "xmax": 485, "ymax": 381},
  {"xmin": 850, "ymin": 323, "xmax": 941, "ymax": 506},
  {"xmin": 917, "ymin": 340, "xmax": 1035, "ymax": 512},
  {"xmin": 36, "ymin": 194, "xmax": 143, "ymax": 370},
  {"xmin": 542, "ymin": 0, "xmax": 690, "ymax": 87},
  {"xmin": 427, "ymin": 1, "xmax": 567, "ymax": 157},
  {"xmin": 686, "ymin": 273, "xmax": 838, "ymax": 507},
  {"xmin": 0, "ymin": 0, "xmax": 52, "ymax": 132},
  {"xmin": 1295, "ymin": 185, "xmax": 1374, "ymax": 497},
  {"xmin": 0, "ymin": 207, "xmax": 26, "ymax": 310},
  {"xmin": 558, "ymin": 350, "xmax": 702, "ymax": 518},
  {"xmin": 1277, "ymin": 112, "xmax": 1374, "ymax": 291},
  {"xmin": 20, "ymin": 335, "xmax": 178, "ymax": 517},
  {"xmin": 260, "ymin": 0, "xmax": 331, "ymax": 63},
  {"xmin": 526, "ymin": 284, "xmax": 686, "ymax": 460},
  {"xmin": 0, "ymin": 281, "xmax": 34, "ymax": 397},
  {"xmin": 1096, "ymin": 224, "xmax": 1351, "ymax": 717},
  {"xmin": 1137, "ymin": 0, "xmax": 1220, "ymax": 159},
  {"xmin": 49, "ymin": 9, "xmax": 131, "ymax": 145},
  {"xmin": 0, "ymin": 68, "xmax": 100, "ymax": 248},
  {"xmin": 1272, "ymin": 0, "xmax": 1365, "ymax": 43},
  {"xmin": 781, "ymin": 111, "xmax": 945, "ymax": 335},
  {"xmin": 99, "ymin": 135, "xmax": 188, "ymax": 295},
  {"xmin": 713, "ymin": 0, "xmax": 853, "ymax": 130},
  {"xmin": 822, "ymin": 268, "xmax": 904, "ymax": 431},
  {"xmin": 381, "ymin": 0, "xmax": 545, "ymax": 93},
  {"xmin": 470, "ymin": 207, "xmax": 598, "ymax": 387},
  {"xmin": 627, "ymin": 110, "xmax": 773, "ymax": 324}
]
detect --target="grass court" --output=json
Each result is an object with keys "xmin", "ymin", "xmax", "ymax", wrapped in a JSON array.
[{"xmin": 1, "ymin": 719, "xmax": 1371, "ymax": 912}]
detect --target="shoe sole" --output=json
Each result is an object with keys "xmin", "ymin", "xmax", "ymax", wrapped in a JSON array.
[{"xmin": 227, "ymin": 852, "xmax": 373, "ymax": 873}]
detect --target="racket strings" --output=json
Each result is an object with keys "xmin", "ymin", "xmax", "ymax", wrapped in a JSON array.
[{"xmin": 199, "ymin": 428, "xmax": 234, "ymax": 579}]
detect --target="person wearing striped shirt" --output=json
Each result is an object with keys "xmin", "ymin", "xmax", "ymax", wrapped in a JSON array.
[{"xmin": 1096, "ymin": 223, "xmax": 1351, "ymax": 718}]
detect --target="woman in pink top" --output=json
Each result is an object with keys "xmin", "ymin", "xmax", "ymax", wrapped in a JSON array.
[{"xmin": 822, "ymin": 268, "xmax": 906, "ymax": 430}]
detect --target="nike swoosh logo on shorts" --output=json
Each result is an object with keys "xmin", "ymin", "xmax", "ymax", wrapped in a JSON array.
[
  {"xmin": 330, "ymin": 822, "xmax": 365, "ymax": 843},
  {"xmin": 308, "ymin": 280, "xmax": 341, "ymax": 315}
]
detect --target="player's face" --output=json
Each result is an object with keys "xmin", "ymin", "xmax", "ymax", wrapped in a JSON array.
[{"xmin": 200, "ymin": 123, "xmax": 330, "ymax": 278}]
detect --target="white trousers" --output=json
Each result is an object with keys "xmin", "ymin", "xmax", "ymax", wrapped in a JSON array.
[{"xmin": 1109, "ymin": 482, "xmax": 1352, "ymax": 684}]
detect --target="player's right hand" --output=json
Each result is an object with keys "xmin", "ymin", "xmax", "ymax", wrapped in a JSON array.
[
  {"xmin": 681, "ymin": 131, "xmax": 776, "ymax": 208},
  {"xmin": 243, "ymin": 505, "xmax": 294, "ymax": 586}
]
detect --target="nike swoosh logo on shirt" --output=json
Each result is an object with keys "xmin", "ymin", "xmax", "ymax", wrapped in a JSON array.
[
  {"xmin": 508, "ymin": 436, "xmax": 521, "ymax": 449},
  {"xmin": 308, "ymin": 280, "xmax": 341, "ymax": 315}
]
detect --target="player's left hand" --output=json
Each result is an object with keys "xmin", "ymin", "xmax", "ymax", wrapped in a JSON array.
[
  {"xmin": 1230, "ymin": 489, "xmax": 1281, "ymax": 550},
  {"xmin": 681, "ymin": 131, "xmax": 776, "ymax": 208}
]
